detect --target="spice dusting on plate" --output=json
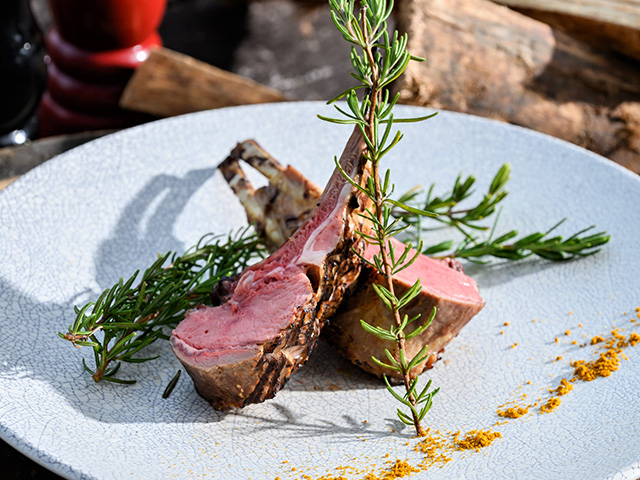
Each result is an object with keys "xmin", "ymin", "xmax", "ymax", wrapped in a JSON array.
[
  {"xmin": 572, "ymin": 328, "xmax": 638, "ymax": 381},
  {"xmin": 555, "ymin": 379, "xmax": 573, "ymax": 396},
  {"xmin": 540, "ymin": 397, "xmax": 561, "ymax": 414},
  {"xmin": 497, "ymin": 405, "xmax": 529, "ymax": 419},
  {"xmin": 454, "ymin": 429, "xmax": 503, "ymax": 451},
  {"xmin": 381, "ymin": 459, "xmax": 419, "ymax": 479},
  {"xmin": 414, "ymin": 428, "xmax": 453, "ymax": 468},
  {"xmin": 279, "ymin": 312, "xmax": 639, "ymax": 480},
  {"xmin": 497, "ymin": 319, "xmax": 638, "ymax": 424}
]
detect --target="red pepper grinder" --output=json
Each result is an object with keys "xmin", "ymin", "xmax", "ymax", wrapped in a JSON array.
[{"xmin": 39, "ymin": 0, "xmax": 167, "ymax": 137}]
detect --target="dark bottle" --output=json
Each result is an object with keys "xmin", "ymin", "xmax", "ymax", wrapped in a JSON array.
[{"xmin": 0, "ymin": 0, "xmax": 46, "ymax": 147}]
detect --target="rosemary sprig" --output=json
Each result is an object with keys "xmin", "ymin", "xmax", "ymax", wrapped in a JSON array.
[
  {"xmin": 59, "ymin": 227, "xmax": 266, "ymax": 383},
  {"xmin": 395, "ymin": 164, "xmax": 610, "ymax": 262},
  {"xmin": 322, "ymin": 0, "xmax": 439, "ymax": 437},
  {"xmin": 428, "ymin": 220, "xmax": 610, "ymax": 262}
]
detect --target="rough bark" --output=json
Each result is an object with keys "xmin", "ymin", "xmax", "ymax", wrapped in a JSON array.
[
  {"xmin": 395, "ymin": 0, "xmax": 640, "ymax": 173},
  {"xmin": 490, "ymin": 0, "xmax": 640, "ymax": 61}
]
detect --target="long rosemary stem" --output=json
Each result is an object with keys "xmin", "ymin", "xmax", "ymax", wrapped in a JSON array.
[
  {"xmin": 372, "ymin": 179, "xmax": 425, "ymax": 435},
  {"xmin": 360, "ymin": 3, "xmax": 427, "ymax": 436},
  {"xmin": 322, "ymin": 0, "xmax": 440, "ymax": 435}
]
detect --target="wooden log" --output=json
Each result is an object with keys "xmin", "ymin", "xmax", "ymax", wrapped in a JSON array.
[
  {"xmin": 489, "ymin": 0, "xmax": 640, "ymax": 61},
  {"xmin": 119, "ymin": 48, "xmax": 288, "ymax": 118},
  {"xmin": 395, "ymin": 0, "xmax": 640, "ymax": 173}
]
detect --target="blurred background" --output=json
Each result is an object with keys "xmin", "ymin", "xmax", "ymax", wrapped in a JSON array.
[{"xmin": 0, "ymin": 0, "xmax": 639, "ymax": 476}]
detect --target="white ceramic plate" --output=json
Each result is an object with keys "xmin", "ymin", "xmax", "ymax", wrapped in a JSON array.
[{"xmin": 1, "ymin": 102, "xmax": 639, "ymax": 480}]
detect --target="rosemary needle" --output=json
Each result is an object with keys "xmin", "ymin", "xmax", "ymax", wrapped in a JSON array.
[{"xmin": 162, "ymin": 370, "xmax": 182, "ymax": 399}]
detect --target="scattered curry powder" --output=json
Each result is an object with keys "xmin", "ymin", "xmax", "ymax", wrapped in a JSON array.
[
  {"xmin": 362, "ymin": 459, "xmax": 419, "ymax": 480},
  {"xmin": 414, "ymin": 428, "xmax": 452, "ymax": 468},
  {"xmin": 387, "ymin": 459, "xmax": 419, "ymax": 478},
  {"xmin": 285, "ymin": 319, "xmax": 640, "ymax": 480},
  {"xmin": 573, "ymin": 350, "xmax": 619, "ymax": 381},
  {"xmin": 454, "ymin": 429, "xmax": 502, "ymax": 451},
  {"xmin": 497, "ymin": 405, "xmax": 529, "ymax": 419},
  {"xmin": 540, "ymin": 397, "xmax": 561, "ymax": 414},
  {"xmin": 572, "ymin": 329, "xmax": 632, "ymax": 381},
  {"xmin": 555, "ymin": 379, "xmax": 573, "ymax": 396}
]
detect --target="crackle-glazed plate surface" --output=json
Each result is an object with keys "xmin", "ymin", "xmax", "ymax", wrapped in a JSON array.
[{"xmin": 0, "ymin": 102, "xmax": 639, "ymax": 480}]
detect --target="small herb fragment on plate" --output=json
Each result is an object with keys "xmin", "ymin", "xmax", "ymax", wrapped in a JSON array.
[{"xmin": 162, "ymin": 370, "xmax": 182, "ymax": 399}]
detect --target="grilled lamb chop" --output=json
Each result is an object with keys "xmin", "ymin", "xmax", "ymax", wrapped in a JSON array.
[
  {"xmin": 324, "ymin": 238, "xmax": 484, "ymax": 382},
  {"xmin": 217, "ymin": 143, "xmax": 485, "ymax": 381},
  {"xmin": 170, "ymin": 128, "xmax": 368, "ymax": 409}
]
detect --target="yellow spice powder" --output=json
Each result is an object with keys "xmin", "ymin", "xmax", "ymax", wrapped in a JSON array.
[
  {"xmin": 414, "ymin": 429, "xmax": 452, "ymax": 467},
  {"xmin": 555, "ymin": 379, "xmax": 573, "ymax": 396},
  {"xmin": 572, "ymin": 350, "xmax": 620, "ymax": 381},
  {"xmin": 497, "ymin": 406, "xmax": 529, "ymax": 419},
  {"xmin": 454, "ymin": 430, "xmax": 502, "ymax": 451},
  {"xmin": 387, "ymin": 459, "xmax": 419, "ymax": 478},
  {"xmin": 365, "ymin": 460, "xmax": 419, "ymax": 480},
  {"xmin": 540, "ymin": 397, "xmax": 561, "ymax": 414}
]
